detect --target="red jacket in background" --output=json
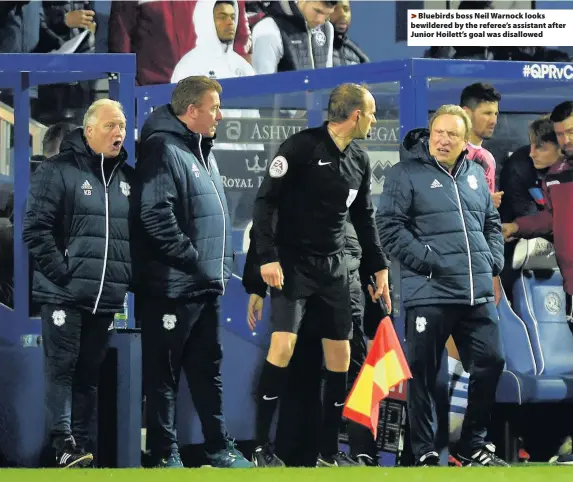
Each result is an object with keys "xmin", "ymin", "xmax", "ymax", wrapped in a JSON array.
[
  {"xmin": 516, "ymin": 156, "xmax": 573, "ymax": 294},
  {"xmin": 108, "ymin": 0, "xmax": 252, "ymax": 86}
]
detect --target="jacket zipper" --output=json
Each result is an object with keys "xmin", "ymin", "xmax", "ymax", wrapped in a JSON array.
[
  {"xmin": 93, "ymin": 154, "xmax": 120, "ymax": 314},
  {"xmin": 307, "ymin": 29, "xmax": 316, "ymax": 69},
  {"xmin": 434, "ymin": 159, "xmax": 475, "ymax": 305},
  {"xmin": 198, "ymin": 135, "xmax": 226, "ymax": 295}
]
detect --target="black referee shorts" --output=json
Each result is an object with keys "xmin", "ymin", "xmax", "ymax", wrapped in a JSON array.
[{"xmin": 270, "ymin": 251, "xmax": 352, "ymax": 341}]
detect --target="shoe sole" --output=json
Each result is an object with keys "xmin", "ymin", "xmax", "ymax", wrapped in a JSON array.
[
  {"xmin": 553, "ymin": 458, "xmax": 573, "ymax": 466},
  {"xmin": 63, "ymin": 454, "xmax": 94, "ymax": 468},
  {"xmin": 252, "ymin": 456, "xmax": 284, "ymax": 468}
]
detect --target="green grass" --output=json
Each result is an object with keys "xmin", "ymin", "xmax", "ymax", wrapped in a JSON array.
[{"xmin": 0, "ymin": 467, "xmax": 571, "ymax": 482}]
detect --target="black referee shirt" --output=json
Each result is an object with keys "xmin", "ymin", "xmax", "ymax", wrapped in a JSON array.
[{"xmin": 253, "ymin": 122, "xmax": 389, "ymax": 273}]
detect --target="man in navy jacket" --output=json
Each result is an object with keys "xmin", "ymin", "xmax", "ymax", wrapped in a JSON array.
[
  {"xmin": 135, "ymin": 76, "xmax": 253, "ymax": 469},
  {"xmin": 376, "ymin": 104, "xmax": 506, "ymax": 467},
  {"xmin": 23, "ymin": 99, "xmax": 134, "ymax": 468}
]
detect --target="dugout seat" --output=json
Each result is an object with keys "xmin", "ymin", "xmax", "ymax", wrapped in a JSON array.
[{"xmin": 496, "ymin": 238, "xmax": 573, "ymax": 404}]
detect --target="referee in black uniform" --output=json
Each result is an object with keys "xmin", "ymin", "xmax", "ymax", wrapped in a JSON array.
[
  {"xmin": 244, "ymin": 221, "xmax": 384, "ymax": 467},
  {"xmin": 251, "ymin": 83, "xmax": 391, "ymax": 467}
]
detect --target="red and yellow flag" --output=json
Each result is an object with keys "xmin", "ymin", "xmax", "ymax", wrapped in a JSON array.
[{"xmin": 343, "ymin": 316, "xmax": 412, "ymax": 439}]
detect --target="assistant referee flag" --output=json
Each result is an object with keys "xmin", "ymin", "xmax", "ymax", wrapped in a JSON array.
[{"xmin": 343, "ymin": 316, "xmax": 412, "ymax": 438}]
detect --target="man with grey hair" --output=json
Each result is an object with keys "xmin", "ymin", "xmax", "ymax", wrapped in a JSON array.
[
  {"xmin": 376, "ymin": 104, "xmax": 507, "ymax": 467},
  {"xmin": 23, "ymin": 98, "xmax": 134, "ymax": 468}
]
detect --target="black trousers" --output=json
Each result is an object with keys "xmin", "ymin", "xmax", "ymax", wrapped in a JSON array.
[
  {"xmin": 140, "ymin": 294, "xmax": 228, "ymax": 456},
  {"xmin": 41, "ymin": 304, "xmax": 112, "ymax": 452},
  {"xmin": 274, "ymin": 265, "xmax": 381, "ymax": 465},
  {"xmin": 405, "ymin": 302, "xmax": 505, "ymax": 460}
]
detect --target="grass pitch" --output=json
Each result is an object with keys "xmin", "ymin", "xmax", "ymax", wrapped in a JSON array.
[{"xmin": 0, "ymin": 466, "xmax": 571, "ymax": 482}]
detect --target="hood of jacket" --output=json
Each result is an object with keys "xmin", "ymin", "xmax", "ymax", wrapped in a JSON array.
[
  {"xmin": 400, "ymin": 128, "xmax": 434, "ymax": 165},
  {"xmin": 333, "ymin": 29, "xmax": 346, "ymax": 50},
  {"xmin": 193, "ymin": 0, "xmax": 239, "ymax": 55},
  {"xmin": 266, "ymin": 0, "xmax": 308, "ymax": 30},
  {"xmin": 401, "ymin": 127, "xmax": 467, "ymax": 170},
  {"xmin": 333, "ymin": 30, "xmax": 369, "ymax": 63},
  {"xmin": 59, "ymin": 128, "xmax": 128, "ymax": 166},
  {"xmin": 139, "ymin": 105, "xmax": 215, "ymax": 153}
]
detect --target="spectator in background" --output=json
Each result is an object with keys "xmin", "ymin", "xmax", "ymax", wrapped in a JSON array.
[
  {"xmin": 44, "ymin": 121, "xmax": 78, "ymax": 158},
  {"xmin": 503, "ymin": 101, "xmax": 573, "ymax": 323},
  {"xmin": 453, "ymin": 1, "xmax": 494, "ymax": 60},
  {"xmin": 171, "ymin": 0, "xmax": 255, "ymax": 82},
  {"xmin": 245, "ymin": 0, "xmax": 269, "ymax": 30},
  {"xmin": 109, "ymin": 0, "xmax": 252, "ymax": 86},
  {"xmin": 0, "ymin": 1, "xmax": 44, "ymax": 52},
  {"xmin": 251, "ymin": 0, "xmax": 337, "ymax": 74},
  {"xmin": 499, "ymin": 117, "xmax": 561, "ymax": 226},
  {"xmin": 460, "ymin": 83, "xmax": 503, "ymax": 307},
  {"xmin": 330, "ymin": 0, "xmax": 368, "ymax": 66},
  {"xmin": 498, "ymin": 116, "xmax": 560, "ymax": 303},
  {"xmin": 30, "ymin": 122, "xmax": 78, "ymax": 172},
  {"xmin": 460, "ymin": 83, "xmax": 502, "ymax": 203},
  {"xmin": 22, "ymin": 99, "xmax": 134, "ymax": 468},
  {"xmin": 38, "ymin": 2, "xmax": 96, "ymax": 53}
]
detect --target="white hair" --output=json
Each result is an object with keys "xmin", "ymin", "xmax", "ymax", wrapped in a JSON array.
[{"xmin": 83, "ymin": 99, "xmax": 124, "ymax": 130}]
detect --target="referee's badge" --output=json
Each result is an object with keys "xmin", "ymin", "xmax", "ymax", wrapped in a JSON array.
[{"xmin": 269, "ymin": 156, "xmax": 288, "ymax": 178}]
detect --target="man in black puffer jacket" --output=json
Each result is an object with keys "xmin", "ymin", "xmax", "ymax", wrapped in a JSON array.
[
  {"xmin": 23, "ymin": 99, "xmax": 134, "ymax": 468},
  {"xmin": 376, "ymin": 104, "xmax": 506, "ymax": 468},
  {"xmin": 135, "ymin": 76, "xmax": 252, "ymax": 469}
]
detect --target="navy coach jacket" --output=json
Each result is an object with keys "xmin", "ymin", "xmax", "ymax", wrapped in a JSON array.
[
  {"xmin": 376, "ymin": 128, "xmax": 504, "ymax": 308},
  {"xmin": 22, "ymin": 129, "xmax": 134, "ymax": 315},
  {"xmin": 135, "ymin": 105, "xmax": 233, "ymax": 299}
]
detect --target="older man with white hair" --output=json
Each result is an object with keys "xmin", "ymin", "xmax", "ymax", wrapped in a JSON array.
[
  {"xmin": 23, "ymin": 98, "xmax": 134, "ymax": 468},
  {"xmin": 376, "ymin": 104, "xmax": 506, "ymax": 468}
]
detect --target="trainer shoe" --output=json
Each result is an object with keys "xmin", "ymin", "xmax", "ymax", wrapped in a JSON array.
[
  {"xmin": 56, "ymin": 436, "xmax": 94, "ymax": 468},
  {"xmin": 457, "ymin": 443, "xmax": 510, "ymax": 467},
  {"xmin": 153, "ymin": 448, "xmax": 184, "ymax": 468},
  {"xmin": 552, "ymin": 454, "xmax": 573, "ymax": 465},
  {"xmin": 416, "ymin": 451, "xmax": 440, "ymax": 466},
  {"xmin": 252, "ymin": 444, "xmax": 285, "ymax": 467},
  {"xmin": 550, "ymin": 436, "xmax": 573, "ymax": 465},
  {"xmin": 317, "ymin": 452, "xmax": 359, "ymax": 467},
  {"xmin": 207, "ymin": 439, "xmax": 254, "ymax": 468}
]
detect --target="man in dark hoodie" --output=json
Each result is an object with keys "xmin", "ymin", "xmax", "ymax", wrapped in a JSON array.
[
  {"xmin": 329, "ymin": 0, "xmax": 368, "ymax": 66},
  {"xmin": 22, "ymin": 99, "xmax": 134, "ymax": 468},
  {"xmin": 376, "ymin": 104, "xmax": 507, "ymax": 467},
  {"xmin": 134, "ymin": 76, "xmax": 253, "ymax": 469}
]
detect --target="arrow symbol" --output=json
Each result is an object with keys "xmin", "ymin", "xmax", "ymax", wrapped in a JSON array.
[{"xmin": 411, "ymin": 13, "xmax": 417, "ymax": 18}]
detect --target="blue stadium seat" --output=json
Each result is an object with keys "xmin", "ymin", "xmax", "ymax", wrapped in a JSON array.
[{"xmin": 496, "ymin": 238, "xmax": 573, "ymax": 404}]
